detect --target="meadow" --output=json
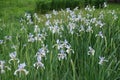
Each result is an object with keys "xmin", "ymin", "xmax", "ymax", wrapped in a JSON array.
[{"xmin": 0, "ymin": 0, "xmax": 120, "ymax": 80}]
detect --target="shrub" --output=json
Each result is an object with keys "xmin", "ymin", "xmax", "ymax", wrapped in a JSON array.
[
  {"xmin": 35, "ymin": 0, "xmax": 51, "ymax": 13},
  {"xmin": 35, "ymin": 0, "xmax": 107, "ymax": 13},
  {"xmin": 35, "ymin": 0, "xmax": 80, "ymax": 13}
]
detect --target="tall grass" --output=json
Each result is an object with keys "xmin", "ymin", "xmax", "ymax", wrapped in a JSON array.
[{"xmin": 0, "ymin": 4, "xmax": 120, "ymax": 80}]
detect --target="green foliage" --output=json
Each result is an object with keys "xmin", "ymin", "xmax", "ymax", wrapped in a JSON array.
[
  {"xmin": 0, "ymin": 1, "xmax": 120, "ymax": 80},
  {"xmin": 35, "ymin": 0, "xmax": 80, "ymax": 13},
  {"xmin": 0, "ymin": 5, "xmax": 120, "ymax": 79},
  {"xmin": 35, "ymin": 0, "xmax": 51, "ymax": 13},
  {"xmin": 35, "ymin": 0, "xmax": 108, "ymax": 13}
]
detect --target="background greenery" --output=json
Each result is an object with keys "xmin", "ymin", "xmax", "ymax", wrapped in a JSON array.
[
  {"xmin": 0, "ymin": 0, "xmax": 35, "ymax": 23},
  {"xmin": 0, "ymin": 0, "xmax": 120, "ymax": 22},
  {"xmin": 35, "ymin": 0, "xmax": 107, "ymax": 13}
]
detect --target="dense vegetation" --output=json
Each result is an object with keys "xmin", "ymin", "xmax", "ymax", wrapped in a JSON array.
[
  {"xmin": 0, "ymin": 0, "xmax": 120, "ymax": 80},
  {"xmin": 35, "ymin": 0, "xmax": 107, "ymax": 13}
]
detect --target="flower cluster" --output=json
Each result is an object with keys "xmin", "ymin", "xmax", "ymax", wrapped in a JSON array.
[
  {"xmin": 33, "ymin": 45, "xmax": 49, "ymax": 69},
  {"xmin": 53, "ymin": 39, "xmax": 74, "ymax": 61},
  {"xmin": 1, "ymin": 3, "xmax": 116, "ymax": 77},
  {"xmin": 28, "ymin": 32, "xmax": 47, "ymax": 43}
]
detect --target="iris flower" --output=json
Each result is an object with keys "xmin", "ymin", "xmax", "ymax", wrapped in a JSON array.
[
  {"xmin": 99, "ymin": 56, "xmax": 108, "ymax": 65},
  {"xmin": 14, "ymin": 63, "xmax": 29, "ymax": 76},
  {"xmin": 8, "ymin": 51, "xmax": 20, "ymax": 64}
]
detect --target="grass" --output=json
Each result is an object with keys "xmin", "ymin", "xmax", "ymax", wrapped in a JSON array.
[
  {"xmin": 0, "ymin": 0, "xmax": 35, "ymax": 23},
  {"xmin": 0, "ymin": 1, "xmax": 120, "ymax": 80}
]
